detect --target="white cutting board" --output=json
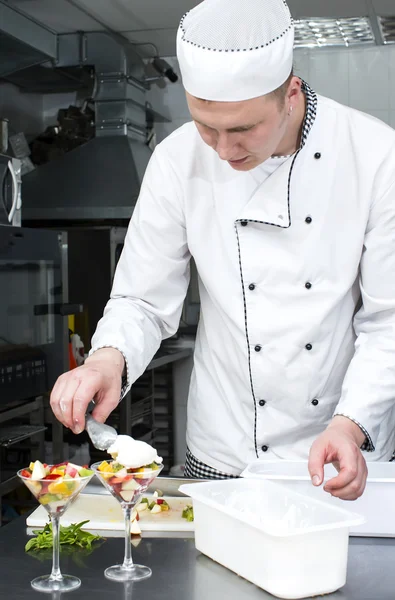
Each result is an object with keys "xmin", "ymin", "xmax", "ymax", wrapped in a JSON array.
[{"xmin": 26, "ymin": 494, "xmax": 194, "ymax": 532}]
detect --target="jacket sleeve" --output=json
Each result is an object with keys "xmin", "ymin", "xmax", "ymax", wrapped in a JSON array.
[
  {"xmin": 90, "ymin": 145, "xmax": 191, "ymax": 395},
  {"xmin": 334, "ymin": 175, "xmax": 395, "ymax": 451}
]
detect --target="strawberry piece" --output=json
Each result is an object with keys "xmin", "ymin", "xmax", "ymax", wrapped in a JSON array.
[
  {"xmin": 43, "ymin": 474, "xmax": 62, "ymax": 480},
  {"xmin": 157, "ymin": 499, "xmax": 164, "ymax": 505},
  {"xmin": 21, "ymin": 469, "xmax": 31, "ymax": 478},
  {"xmin": 111, "ymin": 475, "xmax": 133, "ymax": 484}
]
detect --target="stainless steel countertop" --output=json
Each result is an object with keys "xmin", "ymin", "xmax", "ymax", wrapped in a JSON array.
[{"xmin": 1, "ymin": 515, "xmax": 395, "ymax": 599}]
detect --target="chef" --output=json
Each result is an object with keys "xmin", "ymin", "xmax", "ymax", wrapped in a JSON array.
[{"xmin": 50, "ymin": 0, "xmax": 395, "ymax": 501}]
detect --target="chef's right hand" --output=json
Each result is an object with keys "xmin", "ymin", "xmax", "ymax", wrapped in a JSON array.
[{"xmin": 50, "ymin": 348, "xmax": 125, "ymax": 434}]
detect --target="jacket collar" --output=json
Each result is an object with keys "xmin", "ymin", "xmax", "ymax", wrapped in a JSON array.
[
  {"xmin": 299, "ymin": 80, "xmax": 318, "ymax": 149},
  {"xmin": 236, "ymin": 80, "xmax": 318, "ymax": 228}
]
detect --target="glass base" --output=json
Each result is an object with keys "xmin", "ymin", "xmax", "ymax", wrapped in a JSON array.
[
  {"xmin": 104, "ymin": 564, "xmax": 152, "ymax": 582},
  {"xmin": 31, "ymin": 574, "xmax": 81, "ymax": 593}
]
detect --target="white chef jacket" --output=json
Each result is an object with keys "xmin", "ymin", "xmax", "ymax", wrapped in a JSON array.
[{"xmin": 91, "ymin": 83, "xmax": 395, "ymax": 475}]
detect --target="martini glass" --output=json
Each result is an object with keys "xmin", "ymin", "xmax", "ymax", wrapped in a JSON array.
[
  {"xmin": 18, "ymin": 466, "xmax": 94, "ymax": 593},
  {"xmin": 91, "ymin": 460, "xmax": 163, "ymax": 581}
]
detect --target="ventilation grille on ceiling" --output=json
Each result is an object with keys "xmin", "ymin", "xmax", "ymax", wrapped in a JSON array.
[
  {"xmin": 294, "ymin": 17, "xmax": 375, "ymax": 48},
  {"xmin": 379, "ymin": 17, "xmax": 395, "ymax": 44}
]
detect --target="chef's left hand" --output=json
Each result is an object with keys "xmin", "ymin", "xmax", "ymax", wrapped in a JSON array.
[{"xmin": 308, "ymin": 416, "xmax": 368, "ymax": 501}]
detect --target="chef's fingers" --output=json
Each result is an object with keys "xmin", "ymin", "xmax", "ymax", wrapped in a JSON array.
[
  {"xmin": 326, "ymin": 479, "xmax": 366, "ymax": 501},
  {"xmin": 325, "ymin": 456, "xmax": 367, "ymax": 500},
  {"xmin": 308, "ymin": 440, "xmax": 326, "ymax": 487},
  {"xmin": 324, "ymin": 444, "xmax": 363, "ymax": 493},
  {"xmin": 91, "ymin": 386, "xmax": 121, "ymax": 424},
  {"xmin": 56, "ymin": 374, "xmax": 84, "ymax": 431},
  {"xmin": 70, "ymin": 375, "xmax": 106, "ymax": 434},
  {"xmin": 332, "ymin": 460, "xmax": 340, "ymax": 473},
  {"xmin": 50, "ymin": 374, "xmax": 81, "ymax": 429},
  {"xmin": 50, "ymin": 376, "xmax": 69, "ymax": 427}
]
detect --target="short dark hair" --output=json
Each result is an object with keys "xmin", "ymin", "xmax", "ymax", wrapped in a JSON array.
[{"xmin": 269, "ymin": 69, "xmax": 294, "ymax": 107}]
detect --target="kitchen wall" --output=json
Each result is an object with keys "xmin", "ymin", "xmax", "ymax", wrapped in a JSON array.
[
  {"xmin": 147, "ymin": 44, "xmax": 395, "ymax": 143},
  {"xmin": 146, "ymin": 59, "xmax": 190, "ymax": 144},
  {"xmin": 294, "ymin": 44, "xmax": 395, "ymax": 129},
  {"xmin": 0, "ymin": 83, "xmax": 44, "ymax": 141}
]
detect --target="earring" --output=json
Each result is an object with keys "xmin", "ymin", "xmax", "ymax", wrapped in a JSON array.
[{"xmin": 288, "ymin": 106, "xmax": 293, "ymax": 116}]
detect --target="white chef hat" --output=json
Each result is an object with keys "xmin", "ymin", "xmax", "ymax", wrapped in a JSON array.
[{"xmin": 176, "ymin": 0, "xmax": 294, "ymax": 102}]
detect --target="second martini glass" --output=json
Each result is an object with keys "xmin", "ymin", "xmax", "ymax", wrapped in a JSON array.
[{"xmin": 91, "ymin": 460, "xmax": 163, "ymax": 581}]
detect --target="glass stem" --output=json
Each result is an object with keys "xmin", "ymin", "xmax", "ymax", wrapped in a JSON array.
[
  {"xmin": 50, "ymin": 514, "xmax": 62, "ymax": 581},
  {"xmin": 122, "ymin": 505, "xmax": 134, "ymax": 570}
]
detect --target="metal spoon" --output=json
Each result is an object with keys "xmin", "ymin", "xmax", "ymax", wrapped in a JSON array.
[{"xmin": 85, "ymin": 403, "xmax": 118, "ymax": 451}]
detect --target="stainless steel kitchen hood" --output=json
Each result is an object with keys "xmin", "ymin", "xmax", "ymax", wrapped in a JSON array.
[
  {"xmin": 0, "ymin": 1, "xmax": 57, "ymax": 77},
  {"xmin": 21, "ymin": 31, "xmax": 167, "ymax": 223},
  {"xmin": 22, "ymin": 135, "xmax": 151, "ymax": 221}
]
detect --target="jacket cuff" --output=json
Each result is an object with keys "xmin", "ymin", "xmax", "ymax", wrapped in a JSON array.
[
  {"xmin": 88, "ymin": 344, "xmax": 131, "ymax": 401},
  {"xmin": 333, "ymin": 412, "xmax": 375, "ymax": 452}
]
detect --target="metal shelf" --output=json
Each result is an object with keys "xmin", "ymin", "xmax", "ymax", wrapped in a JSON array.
[
  {"xmin": 0, "ymin": 397, "xmax": 44, "ymax": 423},
  {"xmin": 0, "ymin": 425, "xmax": 47, "ymax": 448},
  {"xmin": 0, "ymin": 396, "xmax": 46, "ymax": 526}
]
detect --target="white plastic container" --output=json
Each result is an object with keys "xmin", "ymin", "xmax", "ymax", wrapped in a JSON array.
[
  {"xmin": 180, "ymin": 478, "xmax": 364, "ymax": 599},
  {"xmin": 241, "ymin": 460, "xmax": 395, "ymax": 537}
]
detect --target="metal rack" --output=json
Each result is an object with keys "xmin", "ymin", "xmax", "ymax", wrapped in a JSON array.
[
  {"xmin": 152, "ymin": 366, "xmax": 175, "ymax": 473},
  {"xmin": 0, "ymin": 424, "xmax": 47, "ymax": 448},
  {"xmin": 0, "ymin": 396, "xmax": 46, "ymax": 525}
]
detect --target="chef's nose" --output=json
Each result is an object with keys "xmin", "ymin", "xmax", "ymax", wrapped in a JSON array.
[{"xmin": 215, "ymin": 133, "xmax": 236, "ymax": 161}]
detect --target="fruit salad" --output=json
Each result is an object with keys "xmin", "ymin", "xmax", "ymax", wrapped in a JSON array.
[
  {"xmin": 19, "ymin": 460, "xmax": 94, "ymax": 513},
  {"xmin": 96, "ymin": 460, "xmax": 162, "ymax": 504}
]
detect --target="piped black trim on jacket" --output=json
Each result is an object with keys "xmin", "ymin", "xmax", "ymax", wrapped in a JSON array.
[{"xmin": 235, "ymin": 81, "xmax": 318, "ymax": 456}]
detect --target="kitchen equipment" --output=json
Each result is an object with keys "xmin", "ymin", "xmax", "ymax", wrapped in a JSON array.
[
  {"xmin": 0, "ymin": 226, "xmax": 73, "ymax": 397},
  {"xmin": 64, "ymin": 226, "xmax": 127, "ymax": 345},
  {"xmin": 85, "ymin": 414, "xmax": 117, "ymax": 451},
  {"xmin": 22, "ymin": 32, "xmax": 159, "ymax": 223},
  {"xmin": 241, "ymin": 459, "xmax": 395, "ymax": 538},
  {"xmin": 180, "ymin": 478, "xmax": 364, "ymax": 600},
  {"xmin": 0, "ymin": 346, "xmax": 47, "ymax": 405},
  {"xmin": 0, "ymin": 119, "xmax": 8, "ymax": 154},
  {"xmin": 9, "ymin": 132, "xmax": 36, "ymax": 176},
  {"xmin": 26, "ymin": 492, "xmax": 194, "ymax": 533},
  {"xmin": 0, "ymin": 153, "xmax": 21, "ymax": 226},
  {"xmin": 0, "ymin": 2, "xmax": 56, "ymax": 79}
]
